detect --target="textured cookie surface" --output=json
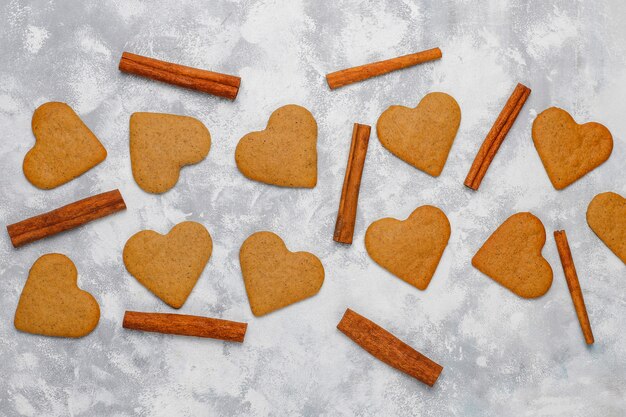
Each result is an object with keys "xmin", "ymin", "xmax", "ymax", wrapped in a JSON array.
[
  {"xmin": 365, "ymin": 205, "xmax": 450, "ymax": 290},
  {"xmin": 130, "ymin": 112, "xmax": 211, "ymax": 194},
  {"xmin": 235, "ymin": 105, "xmax": 317, "ymax": 187},
  {"xmin": 472, "ymin": 212, "xmax": 553, "ymax": 298},
  {"xmin": 532, "ymin": 107, "xmax": 613, "ymax": 189},
  {"xmin": 123, "ymin": 221, "xmax": 212, "ymax": 308},
  {"xmin": 24, "ymin": 102, "xmax": 107, "ymax": 189},
  {"xmin": 14, "ymin": 254, "xmax": 100, "ymax": 338},
  {"xmin": 376, "ymin": 92, "xmax": 461, "ymax": 176},
  {"xmin": 586, "ymin": 191, "xmax": 626, "ymax": 264},
  {"xmin": 240, "ymin": 231, "xmax": 324, "ymax": 316}
]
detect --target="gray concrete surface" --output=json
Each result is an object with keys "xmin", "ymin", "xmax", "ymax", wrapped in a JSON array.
[{"xmin": 0, "ymin": 0, "xmax": 624, "ymax": 415}]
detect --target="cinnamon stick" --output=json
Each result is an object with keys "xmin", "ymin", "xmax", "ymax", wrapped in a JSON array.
[
  {"xmin": 7, "ymin": 189, "xmax": 126, "ymax": 248},
  {"xmin": 326, "ymin": 48, "xmax": 442, "ymax": 89},
  {"xmin": 553, "ymin": 230, "xmax": 594, "ymax": 345},
  {"xmin": 119, "ymin": 52, "xmax": 241, "ymax": 99},
  {"xmin": 334, "ymin": 123, "xmax": 371, "ymax": 244},
  {"xmin": 123, "ymin": 311, "xmax": 247, "ymax": 342},
  {"xmin": 464, "ymin": 83, "xmax": 531, "ymax": 190},
  {"xmin": 337, "ymin": 308, "xmax": 442, "ymax": 386}
]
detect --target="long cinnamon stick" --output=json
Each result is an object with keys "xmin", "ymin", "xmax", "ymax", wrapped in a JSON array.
[
  {"xmin": 464, "ymin": 83, "xmax": 531, "ymax": 190},
  {"xmin": 123, "ymin": 311, "xmax": 247, "ymax": 342},
  {"xmin": 326, "ymin": 48, "xmax": 442, "ymax": 89},
  {"xmin": 7, "ymin": 189, "xmax": 126, "ymax": 248},
  {"xmin": 334, "ymin": 123, "xmax": 371, "ymax": 244},
  {"xmin": 337, "ymin": 308, "xmax": 442, "ymax": 386},
  {"xmin": 553, "ymin": 230, "xmax": 594, "ymax": 345},
  {"xmin": 119, "ymin": 52, "xmax": 241, "ymax": 99}
]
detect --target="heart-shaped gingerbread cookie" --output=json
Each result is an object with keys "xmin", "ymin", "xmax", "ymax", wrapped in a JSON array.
[
  {"xmin": 123, "ymin": 221, "xmax": 212, "ymax": 308},
  {"xmin": 586, "ymin": 191, "xmax": 626, "ymax": 264},
  {"xmin": 532, "ymin": 107, "xmax": 613, "ymax": 190},
  {"xmin": 235, "ymin": 105, "xmax": 317, "ymax": 187},
  {"xmin": 472, "ymin": 212, "xmax": 553, "ymax": 298},
  {"xmin": 239, "ymin": 231, "xmax": 324, "ymax": 316},
  {"xmin": 130, "ymin": 112, "xmax": 211, "ymax": 194},
  {"xmin": 14, "ymin": 254, "xmax": 100, "ymax": 338},
  {"xmin": 376, "ymin": 92, "xmax": 461, "ymax": 176},
  {"xmin": 24, "ymin": 102, "xmax": 107, "ymax": 189},
  {"xmin": 365, "ymin": 205, "xmax": 451, "ymax": 290}
]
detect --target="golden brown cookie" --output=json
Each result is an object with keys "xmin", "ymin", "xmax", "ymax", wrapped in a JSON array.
[
  {"xmin": 123, "ymin": 221, "xmax": 212, "ymax": 308},
  {"xmin": 235, "ymin": 105, "xmax": 317, "ymax": 187},
  {"xmin": 365, "ymin": 205, "xmax": 451, "ymax": 290},
  {"xmin": 532, "ymin": 107, "xmax": 613, "ymax": 190},
  {"xmin": 24, "ymin": 102, "xmax": 107, "ymax": 189},
  {"xmin": 239, "ymin": 231, "xmax": 324, "ymax": 316},
  {"xmin": 472, "ymin": 212, "xmax": 553, "ymax": 298},
  {"xmin": 376, "ymin": 92, "xmax": 461, "ymax": 176},
  {"xmin": 586, "ymin": 192, "xmax": 626, "ymax": 264},
  {"xmin": 14, "ymin": 254, "xmax": 100, "ymax": 338},
  {"xmin": 130, "ymin": 112, "xmax": 211, "ymax": 194}
]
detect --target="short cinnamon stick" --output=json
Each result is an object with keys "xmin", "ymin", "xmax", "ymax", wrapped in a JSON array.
[
  {"xmin": 554, "ymin": 230, "xmax": 594, "ymax": 345},
  {"xmin": 337, "ymin": 308, "xmax": 442, "ymax": 386},
  {"xmin": 464, "ymin": 83, "xmax": 531, "ymax": 190},
  {"xmin": 334, "ymin": 123, "xmax": 371, "ymax": 244},
  {"xmin": 119, "ymin": 52, "xmax": 241, "ymax": 99},
  {"xmin": 7, "ymin": 189, "xmax": 126, "ymax": 248},
  {"xmin": 123, "ymin": 311, "xmax": 247, "ymax": 342},
  {"xmin": 326, "ymin": 48, "xmax": 442, "ymax": 89}
]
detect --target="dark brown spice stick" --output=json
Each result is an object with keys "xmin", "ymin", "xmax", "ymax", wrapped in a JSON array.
[
  {"xmin": 334, "ymin": 123, "xmax": 371, "ymax": 244},
  {"xmin": 464, "ymin": 83, "xmax": 531, "ymax": 190},
  {"xmin": 326, "ymin": 48, "xmax": 442, "ymax": 89},
  {"xmin": 119, "ymin": 52, "xmax": 241, "ymax": 99},
  {"xmin": 6, "ymin": 189, "xmax": 126, "ymax": 248},
  {"xmin": 123, "ymin": 311, "xmax": 247, "ymax": 342},
  {"xmin": 337, "ymin": 308, "xmax": 442, "ymax": 386},
  {"xmin": 553, "ymin": 230, "xmax": 594, "ymax": 345}
]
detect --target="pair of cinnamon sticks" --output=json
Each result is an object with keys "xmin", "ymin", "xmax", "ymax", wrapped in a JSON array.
[
  {"xmin": 125, "ymin": 308, "xmax": 443, "ymax": 387},
  {"xmin": 331, "ymin": 49, "xmax": 443, "ymax": 243},
  {"xmin": 118, "ymin": 47, "xmax": 441, "ymax": 99}
]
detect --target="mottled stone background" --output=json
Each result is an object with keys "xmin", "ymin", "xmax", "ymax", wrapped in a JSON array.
[{"xmin": 0, "ymin": 0, "xmax": 624, "ymax": 416}]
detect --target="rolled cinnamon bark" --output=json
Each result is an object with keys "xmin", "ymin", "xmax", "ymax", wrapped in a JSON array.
[
  {"xmin": 337, "ymin": 308, "xmax": 442, "ymax": 386},
  {"xmin": 326, "ymin": 48, "xmax": 442, "ymax": 89},
  {"xmin": 123, "ymin": 311, "xmax": 247, "ymax": 342},
  {"xmin": 7, "ymin": 189, "xmax": 126, "ymax": 248},
  {"xmin": 119, "ymin": 52, "xmax": 241, "ymax": 99}
]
